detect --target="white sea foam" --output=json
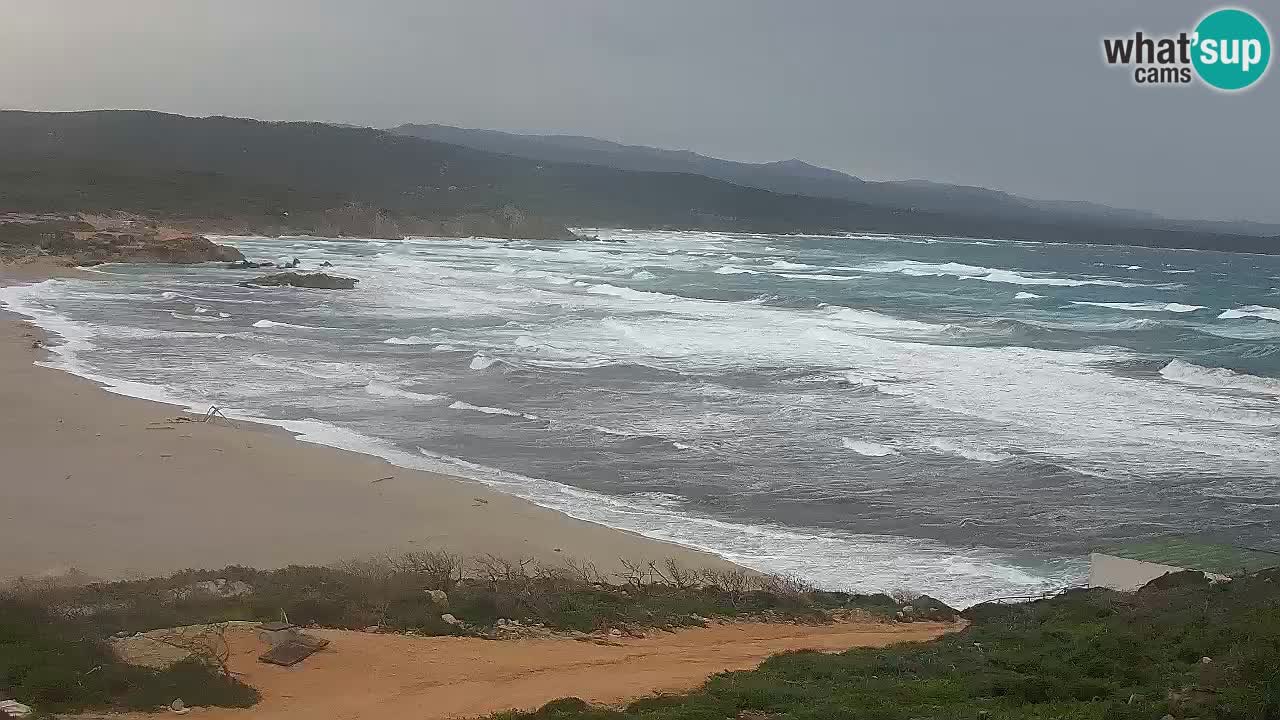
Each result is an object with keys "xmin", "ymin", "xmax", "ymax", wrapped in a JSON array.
[
  {"xmin": 848, "ymin": 260, "xmax": 1144, "ymax": 287},
  {"xmin": 252, "ymin": 319, "xmax": 327, "ymax": 330},
  {"xmin": 840, "ymin": 438, "xmax": 899, "ymax": 456},
  {"xmin": 170, "ymin": 311, "xmax": 227, "ymax": 323},
  {"xmin": 364, "ymin": 381, "xmax": 445, "ymax": 403},
  {"xmin": 930, "ymin": 439, "xmax": 1013, "ymax": 463},
  {"xmin": 1160, "ymin": 360, "xmax": 1280, "ymax": 396},
  {"xmin": 777, "ymin": 273, "xmax": 857, "ymax": 281},
  {"xmin": 383, "ymin": 335, "xmax": 435, "ymax": 345},
  {"xmin": 714, "ymin": 265, "xmax": 762, "ymax": 275},
  {"xmin": 842, "ymin": 372, "xmax": 912, "ymax": 396},
  {"xmin": 1217, "ymin": 305, "xmax": 1280, "ymax": 323},
  {"xmin": 469, "ymin": 354, "xmax": 499, "ymax": 370},
  {"xmin": 1072, "ymin": 301, "xmax": 1204, "ymax": 313},
  {"xmin": 767, "ymin": 259, "xmax": 815, "ymax": 270},
  {"xmin": 1014, "ymin": 292, "xmax": 1042, "ymax": 299},
  {"xmin": 448, "ymin": 400, "xmax": 540, "ymax": 420}
]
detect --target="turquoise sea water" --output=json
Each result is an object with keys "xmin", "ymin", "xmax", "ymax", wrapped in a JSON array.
[{"xmin": 4, "ymin": 229, "xmax": 1278, "ymax": 606}]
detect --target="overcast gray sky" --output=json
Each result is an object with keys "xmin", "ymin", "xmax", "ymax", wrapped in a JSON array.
[{"xmin": 2, "ymin": 1, "xmax": 1276, "ymax": 222}]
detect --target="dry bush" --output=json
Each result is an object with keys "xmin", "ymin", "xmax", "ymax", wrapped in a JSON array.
[
  {"xmin": 889, "ymin": 588, "xmax": 922, "ymax": 605},
  {"xmin": 760, "ymin": 572, "xmax": 815, "ymax": 598},
  {"xmin": 559, "ymin": 557, "xmax": 607, "ymax": 585},
  {"xmin": 155, "ymin": 624, "xmax": 233, "ymax": 677},
  {"xmin": 389, "ymin": 550, "xmax": 465, "ymax": 591}
]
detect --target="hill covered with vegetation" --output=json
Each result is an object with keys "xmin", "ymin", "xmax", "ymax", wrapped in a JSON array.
[{"xmin": 1, "ymin": 111, "xmax": 1276, "ymax": 253}]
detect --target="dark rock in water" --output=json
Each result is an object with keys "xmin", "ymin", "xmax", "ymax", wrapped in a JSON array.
[
  {"xmin": 240, "ymin": 272, "xmax": 358, "ymax": 290},
  {"xmin": 320, "ymin": 261, "xmax": 333, "ymax": 267},
  {"xmin": 281, "ymin": 257, "xmax": 301, "ymax": 269},
  {"xmin": 226, "ymin": 259, "xmax": 275, "ymax": 269}
]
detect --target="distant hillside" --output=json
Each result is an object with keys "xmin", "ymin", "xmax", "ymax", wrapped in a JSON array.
[
  {"xmin": 392, "ymin": 123, "xmax": 1280, "ymax": 238},
  {"xmin": 0, "ymin": 111, "xmax": 1275, "ymax": 252}
]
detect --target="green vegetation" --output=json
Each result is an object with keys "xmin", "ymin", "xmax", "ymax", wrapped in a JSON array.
[
  {"xmin": 0, "ymin": 598, "xmax": 257, "ymax": 713},
  {"xmin": 8, "ymin": 554, "xmax": 935, "ymax": 640},
  {"xmin": 496, "ymin": 570, "xmax": 1280, "ymax": 720},
  {"xmin": 2, "ymin": 110, "xmax": 1276, "ymax": 252}
]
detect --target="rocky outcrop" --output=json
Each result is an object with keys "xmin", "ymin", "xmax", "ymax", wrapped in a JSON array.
[
  {"xmin": 70, "ymin": 233, "xmax": 245, "ymax": 265},
  {"xmin": 1, "ymin": 216, "xmax": 244, "ymax": 265},
  {"xmin": 240, "ymin": 272, "xmax": 358, "ymax": 289}
]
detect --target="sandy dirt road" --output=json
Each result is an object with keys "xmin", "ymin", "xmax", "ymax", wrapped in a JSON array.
[{"xmin": 110, "ymin": 621, "xmax": 955, "ymax": 720}]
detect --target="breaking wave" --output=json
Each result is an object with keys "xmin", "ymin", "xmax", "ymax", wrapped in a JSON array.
[
  {"xmin": 364, "ymin": 381, "xmax": 446, "ymax": 403},
  {"xmin": 1218, "ymin": 305, "xmax": 1280, "ymax": 323},
  {"xmin": 1072, "ymin": 301, "xmax": 1204, "ymax": 313},
  {"xmin": 448, "ymin": 400, "xmax": 541, "ymax": 420},
  {"xmin": 1159, "ymin": 360, "xmax": 1280, "ymax": 396},
  {"xmin": 840, "ymin": 438, "xmax": 899, "ymax": 457},
  {"xmin": 252, "ymin": 319, "xmax": 328, "ymax": 330},
  {"xmin": 930, "ymin": 439, "xmax": 1013, "ymax": 463},
  {"xmin": 849, "ymin": 260, "xmax": 1145, "ymax": 287}
]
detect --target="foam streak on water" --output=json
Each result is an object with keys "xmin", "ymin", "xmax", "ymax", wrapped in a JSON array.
[{"xmin": 3, "ymin": 228, "xmax": 1278, "ymax": 606}]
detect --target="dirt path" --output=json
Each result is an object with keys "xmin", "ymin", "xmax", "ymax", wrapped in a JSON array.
[{"xmin": 117, "ymin": 621, "xmax": 955, "ymax": 720}]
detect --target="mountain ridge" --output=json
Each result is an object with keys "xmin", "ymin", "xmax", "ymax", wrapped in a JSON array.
[
  {"xmin": 0, "ymin": 110, "xmax": 1275, "ymax": 253},
  {"xmin": 391, "ymin": 122, "xmax": 1279, "ymax": 238}
]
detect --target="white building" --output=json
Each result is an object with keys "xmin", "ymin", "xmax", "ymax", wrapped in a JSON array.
[{"xmin": 1090, "ymin": 538, "xmax": 1280, "ymax": 592}]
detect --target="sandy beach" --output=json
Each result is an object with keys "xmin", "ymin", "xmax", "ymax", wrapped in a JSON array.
[{"xmin": 0, "ymin": 266, "xmax": 735, "ymax": 583}]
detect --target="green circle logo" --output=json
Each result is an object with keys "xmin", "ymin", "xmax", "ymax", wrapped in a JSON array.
[{"xmin": 1192, "ymin": 8, "xmax": 1271, "ymax": 90}]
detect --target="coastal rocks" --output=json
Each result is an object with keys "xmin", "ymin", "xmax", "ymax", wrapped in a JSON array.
[
  {"xmin": 1, "ymin": 700, "xmax": 34, "ymax": 719},
  {"xmin": 172, "ymin": 578, "xmax": 253, "ymax": 600},
  {"xmin": 240, "ymin": 272, "xmax": 358, "ymax": 289},
  {"xmin": 226, "ymin": 259, "xmax": 274, "ymax": 269},
  {"xmin": 72, "ymin": 233, "xmax": 245, "ymax": 265},
  {"xmin": 0, "ymin": 215, "xmax": 245, "ymax": 265}
]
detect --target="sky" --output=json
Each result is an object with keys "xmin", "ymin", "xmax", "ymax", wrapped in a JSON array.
[{"xmin": 2, "ymin": 0, "xmax": 1276, "ymax": 223}]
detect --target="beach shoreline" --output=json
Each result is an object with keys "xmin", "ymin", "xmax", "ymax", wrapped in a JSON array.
[{"xmin": 0, "ymin": 265, "xmax": 738, "ymax": 583}]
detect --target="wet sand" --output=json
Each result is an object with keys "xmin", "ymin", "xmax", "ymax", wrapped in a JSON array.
[{"xmin": 0, "ymin": 266, "xmax": 737, "ymax": 582}]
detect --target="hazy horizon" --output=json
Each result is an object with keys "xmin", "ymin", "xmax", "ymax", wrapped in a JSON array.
[{"xmin": 3, "ymin": 0, "xmax": 1276, "ymax": 223}]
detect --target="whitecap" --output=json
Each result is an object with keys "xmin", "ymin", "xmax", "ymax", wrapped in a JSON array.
[
  {"xmin": 469, "ymin": 354, "xmax": 498, "ymax": 370},
  {"xmin": 364, "ymin": 381, "xmax": 445, "ymax": 403},
  {"xmin": 1217, "ymin": 305, "xmax": 1280, "ymax": 323},
  {"xmin": 849, "ymin": 260, "xmax": 1144, "ymax": 287},
  {"xmin": 1159, "ymin": 360, "xmax": 1280, "ymax": 396},
  {"xmin": 252, "ymin": 319, "xmax": 326, "ymax": 330},
  {"xmin": 929, "ymin": 439, "xmax": 1012, "ymax": 463},
  {"xmin": 767, "ymin": 259, "xmax": 815, "ymax": 270},
  {"xmin": 383, "ymin": 335, "xmax": 435, "ymax": 345},
  {"xmin": 448, "ymin": 400, "xmax": 540, "ymax": 420},
  {"xmin": 714, "ymin": 265, "xmax": 762, "ymax": 275},
  {"xmin": 1072, "ymin": 301, "xmax": 1204, "ymax": 313},
  {"xmin": 840, "ymin": 438, "xmax": 899, "ymax": 456},
  {"xmin": 170, "ymin": 311, "xmax": 227, "ymax": 323},
  {"xmin": 1014, "ymin": 292, "xmax": 1042, "ymax": 300}
]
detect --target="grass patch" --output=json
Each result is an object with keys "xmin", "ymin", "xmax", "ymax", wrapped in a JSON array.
[{"xmin": 0, "ymin": 597, "xmax": 257, "ymax": 713}]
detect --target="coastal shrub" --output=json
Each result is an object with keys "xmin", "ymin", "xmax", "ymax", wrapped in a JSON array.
[
  {"xmin": 11, "ymin": 554, "xmax": 911, "ymax": 639},
  {"xmin": 489, "ymin": 571, "xmax": 1280, "ymax": 720},
  {"xmin": 0, "ymin": 597, "xmax": 257, "ymax": 713}
]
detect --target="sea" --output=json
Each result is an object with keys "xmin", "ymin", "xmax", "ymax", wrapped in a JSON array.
[{"xmin": 3, "ymin": 228, "xmax": 1278, "ymax": 607}]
